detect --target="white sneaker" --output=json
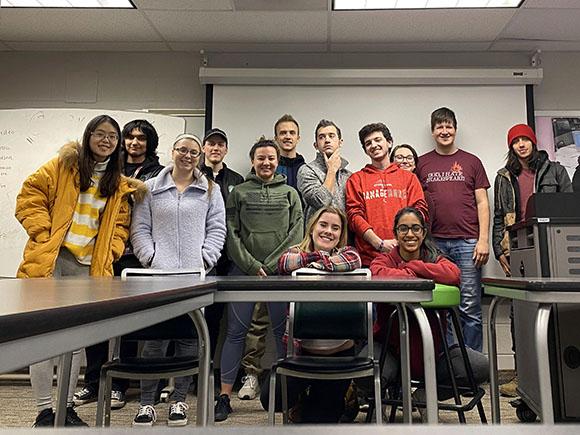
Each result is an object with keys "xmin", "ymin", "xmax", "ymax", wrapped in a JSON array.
[
  {"xmin": 133, "ymin": 404, "xmax": 157, "ymax": 427},
  {"xmin": 238, "ymin": 374, "xmax": 260, "ymax": 400},
  {"xmin": 168, "ymin": 401, "xmax": 189, "ymax": 427}
]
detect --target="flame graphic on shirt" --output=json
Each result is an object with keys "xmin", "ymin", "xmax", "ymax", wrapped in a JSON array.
[{"xmin": 450, "ymin": 162, "xmax": 463, "ymax": 174}]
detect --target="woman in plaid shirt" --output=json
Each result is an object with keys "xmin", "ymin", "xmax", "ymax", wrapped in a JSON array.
[{"xmin": 261, "ymin": 205, "xmax": 362, "ymax": 423}]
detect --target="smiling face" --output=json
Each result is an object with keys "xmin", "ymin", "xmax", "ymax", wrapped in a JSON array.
[
  {"xmin": 252, "ymin": 145, "xmax": 278, "ymax": 181},
  {"xmin": 172, "ymin": 138, "xmax": 201, "ymax": 172},
  {"xmin": 511, "ymin": 136, "xmax": 534, "ymax": 162},
  {"xmin": 89, "ymin": 121, "xmax": 119, "ymax": 162},
  {"xmin": 432, "ymin": 121, "xmax": 456, "ymax": 149},
  {"xmin": 311, "ymin": 211, "xmax": 342, "ymax": 252},
  {"xmin": 315, "ymin": 125, "xmax": 342, "ymax": 157},
  {"xmin": 202, "ymin": 134, "xmax": 228, "ymax": 165},
  {"xmin": 392, "ymin": 146, "xmax": 416, "ymax": 172},
  {"xmin": 395, "ymin": 212, "xmax": 426, "ymax": 260},
  {"xmin": 363, "ymin": 131, "xmax": 391, "ymax": 164},
  {"xmin": 275, "ymin": 121, "xmax": 300, "ymax": 156}
]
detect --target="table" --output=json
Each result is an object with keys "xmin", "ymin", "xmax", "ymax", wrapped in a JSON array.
[
  {"xmin": 484, "ymin": 277, "xmax": 580, "ymax": 424},
  {"xmin": 0, "ymin": 277, "xmax": 215, "ymax": 427},
  {"xmin": 214, "ymin": 275, "xmax": 437, "ymax": 424}
]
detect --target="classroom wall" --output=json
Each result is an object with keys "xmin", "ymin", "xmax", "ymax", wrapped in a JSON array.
[{"xmin": 0, "ymin": 51, "xmax": 578, "ymax": 113}]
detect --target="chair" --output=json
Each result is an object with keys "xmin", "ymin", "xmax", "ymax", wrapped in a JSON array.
[
  {"xmin": 95, "ymin": 268, "xmax": 213, "ymax": 426},
  {"xmin": 267, "ymin": 267, "xmax": 383, "ymax": 425},
  {"xmin": 369, "ymin": 284, "xmax": 487, "ymax": 423}
]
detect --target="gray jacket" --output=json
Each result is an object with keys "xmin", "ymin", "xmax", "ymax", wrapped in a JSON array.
[
  {"xmin": 297, "ymin": 152, "xmax": 351, "ymax": 224},
  {"xmin": 131, "ymin": 165, "xmax": 226, "ymax": 270}
]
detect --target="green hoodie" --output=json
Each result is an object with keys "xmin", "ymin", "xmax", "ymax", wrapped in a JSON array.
[{"xmin": 226, "ymin": 173, "xmax": 304, "ymax": 275}]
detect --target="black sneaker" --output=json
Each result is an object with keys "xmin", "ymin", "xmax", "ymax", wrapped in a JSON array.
[
  {"xmin": 65, "ymin": 407, "xmax": 88, "ymax": 427},
  {"xmin": 32, "ymin": 408, "xmax": 54, "ymax": 427},
  {"xmin": 110, "ymin": 390, "xmax": 126, "ymax": 410},
  {"xmin": 168, "ymin": 401, "xmax": 189, "ymax": 427},
  {"xmin": 214, "ymin": 394, "xmax": 232, "ymax": 422},
  {"xmin": 133, "ymin": 405, "xmax": 157, "ymax": 427},
  {"xmin": 73, "ymin": 386, "xmax": 97, "ymax": 406}
]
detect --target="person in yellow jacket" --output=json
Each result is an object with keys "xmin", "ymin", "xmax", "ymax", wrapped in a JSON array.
[{"xmin": 15, "ymin": 114, "xmax": 146, "ymax": 427}]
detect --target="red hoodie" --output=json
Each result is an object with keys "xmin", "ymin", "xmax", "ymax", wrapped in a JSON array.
[
  {"xmin": 346, "ymin": 163, "xmax": 427, "ymax": 266},
  {"xmin": 370, "ymin": 248, "xmax": 460, "ymax": 379}
]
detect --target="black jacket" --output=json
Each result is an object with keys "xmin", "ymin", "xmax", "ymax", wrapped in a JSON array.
[
  {"xmin": 123, "ymin": 155, "xmax": 164, "ymax": 182},
  {"xmin": 492, "ymin": 151, "xmax": 572, "ymax": 259},
  {"xmin": 573, "ymin": 156, "xmax": 580, "ymax": 192},
  {"xmin": 199, "ymin": 161, "xmax": 244, "ymax": 275}
]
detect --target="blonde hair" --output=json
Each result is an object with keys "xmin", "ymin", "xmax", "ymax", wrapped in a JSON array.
[
  {"xmin": 298, "ymin": 206, "xmax": 348, "ymax": 252},
  {"xmin": 172, "ymin": 133, "xmax": 214, "ymax": 197}
]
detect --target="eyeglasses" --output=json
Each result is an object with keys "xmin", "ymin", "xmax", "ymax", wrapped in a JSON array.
[
  {"xmin": 393, "ymin": 154, "xmax": 415, "ymax": 163},
  {"xmin": 174, "ymin": 147, "xmax": 201, "ymax": 158},
  {"xmin": 395, "ymin": 224, "xmax": 424, "ymax": 235},
  {"xmin": 92, "ymin": 131, "xmax": 119, "ymax": 142}
]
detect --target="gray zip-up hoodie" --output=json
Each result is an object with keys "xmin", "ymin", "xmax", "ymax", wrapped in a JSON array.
[{"xmin": 131, "ymin": 165, "xmax": 226, "ymax": 270}]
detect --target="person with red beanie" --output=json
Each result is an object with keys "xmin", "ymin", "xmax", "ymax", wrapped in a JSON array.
[
  {"xmin": 492, "ymin": 122, "xmax": 571, "ymax": 397},
  {"xmin": 346, "ymin": 122, "xmax": 427, "ymax": 267}
]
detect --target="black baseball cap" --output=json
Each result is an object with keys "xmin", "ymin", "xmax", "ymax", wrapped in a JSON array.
[{"xmin": 203, "ymin": 128, "xmax": 228, "ymax": 145}]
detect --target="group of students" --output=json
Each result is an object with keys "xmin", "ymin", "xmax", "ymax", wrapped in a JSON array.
[{"xmin": 14, "ymin": 106, "xmax": 573, "ymax": 427}]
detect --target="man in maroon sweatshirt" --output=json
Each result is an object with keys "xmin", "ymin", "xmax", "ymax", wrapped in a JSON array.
[{"xmin": 346, "ymin": 122, "xmax": 427, "ymax": 267}]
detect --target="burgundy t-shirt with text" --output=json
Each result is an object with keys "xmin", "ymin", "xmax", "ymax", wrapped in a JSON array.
[{"xmin": 416, "ymin": 149, "xmax": 490, "ymax": 239}]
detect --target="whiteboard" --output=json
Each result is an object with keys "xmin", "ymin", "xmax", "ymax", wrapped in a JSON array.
[
  {"xmin": 0, "ymin": 108, "xmax": 185, "ymax": 277},
  {"xmin": 211, "ymin": 84, "xmax": 528, "ymax": 277}
]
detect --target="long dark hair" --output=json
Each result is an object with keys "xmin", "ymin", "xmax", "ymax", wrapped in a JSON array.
[
  {"xmin": 393, "ymin": 207, "xmax": 439, "ymax": 263},
  {"xmin": 505, "ymin": 143, "xmax": 542, "ymax": 176},
  {"xmin": 121, "ymin": 119, "xmax": 159, "ymax": 158},
  {"xmin": 79, "ymin": 115, "xmax": 123, "ymax": 197}
]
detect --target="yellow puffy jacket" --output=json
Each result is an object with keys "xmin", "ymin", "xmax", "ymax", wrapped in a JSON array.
[{"xmin": 15, "ymin": 141, "xmax": 146, "ymax": 278}]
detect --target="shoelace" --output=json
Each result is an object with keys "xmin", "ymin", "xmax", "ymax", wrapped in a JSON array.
[
  {"xmin": 242, "ymin": 375, "xmax": 258, "ymax": 388},
  {"xmin": 111, "ymin": 391, "xmax": 123, "ymax": 401},
  {"xmin": 137, "ymin": 405, "xmax": 157, "ymax": 420},
  {"xmin": 170, "ymin": 402, "xmax": 189, "ymax": 415},
  {"xmin": 75, "ymin": 387, "xmax": 92, "ymax": 398}
]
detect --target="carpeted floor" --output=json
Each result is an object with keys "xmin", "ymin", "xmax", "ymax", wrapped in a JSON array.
[{"xmin": 0, "ymin": 372, "xmax": 521, "ymax": 428}]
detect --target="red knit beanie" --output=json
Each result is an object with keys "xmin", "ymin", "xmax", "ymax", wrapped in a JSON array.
[{"xmin": 507, "ymin": 124, "xmax": 537, "ymax": 148}]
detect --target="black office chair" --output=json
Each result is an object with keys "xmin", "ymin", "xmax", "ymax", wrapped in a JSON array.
[
  {"xmin": 95, "ymin": 268, "xmax": 213, "ymax": 426},
  {"xmin": 267, "ymin": 268, "xmax": 382, "ymax": 425}
]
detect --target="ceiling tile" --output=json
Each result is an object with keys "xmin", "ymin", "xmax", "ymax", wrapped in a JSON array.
[
  {"xmin": 500, "ymin": 9, "xmax": 580, "ymax": 40},
  {"xmin": 3, "ymin": 41, "xmax": 170, "ymax": 51},
  {"xmin": 233, "ymin": 0, "xmax": 327, "ymax": 11},
  {"xmin": 146, "ymin": 11, "xmax": 327, "ymax": 43},
  {"xmin": 330, "ymin": 41, "xmax": 493, "ymax": 52},
  {"xmin": 0, "ymin": 9, "xmax": 160, "ymax": 42},
  {"xmin": 331, "ymin": 9, "xmax": 516, "ymax": 43},
  {"xmin": 523, "ymin": 0, "xmax": 580, "ymax": 8},
  {"xmin": 133, "ymin": 0, "xmax": 233, "ymax": 11},
  {"xmin": 168, "ymin": 41, "xmax": 328, "ymax": 53}
]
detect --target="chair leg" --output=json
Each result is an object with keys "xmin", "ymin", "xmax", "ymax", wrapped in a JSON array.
[
  {"xmin": 268, "ymin": 368, "xmax": 277, "ymax": 426},
  {"xmin": 281, "ymin": 374, "xmax": 289, "ymax": 424},
  {"xmin": 373, "ymin": 365, "xmax": 383, "ymax": 424},
  {"xmin": 208, "ymin": 368, "xmax": 215, "ymax": 424},
  {"xmin": 435, "ymin": 310, "xmax": 465, "ymax": 423},
  {"xmin": 449, "ymin": 308, "xmax": 487, "ymax": 424}
]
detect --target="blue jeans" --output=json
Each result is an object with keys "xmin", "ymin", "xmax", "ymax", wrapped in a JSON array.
[{"xmin": 434, "ymin": 238, "xmax": 483, "ymax": 352}]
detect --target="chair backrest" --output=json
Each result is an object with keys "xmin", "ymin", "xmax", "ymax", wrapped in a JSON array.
[
  {"xmin": 288, "ymin": 267, "xmax": 374, "ymax": 357},
  {"xmin": 119, "ymin": 267, "xmax": 205, "ymax": 340},
  {"xmin": 120, "ymin": 267, "xmax": 206, "ymax": 280}
]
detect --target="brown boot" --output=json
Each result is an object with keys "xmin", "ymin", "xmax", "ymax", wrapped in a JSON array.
[{"xmin": 499, "ymin": 376, "xmax": 518, "ymax": 397}]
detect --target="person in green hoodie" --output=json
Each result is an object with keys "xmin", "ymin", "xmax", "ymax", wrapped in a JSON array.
[{"xmin": 214, "ymin": 138, "xmax": 304, "ymax": 422}]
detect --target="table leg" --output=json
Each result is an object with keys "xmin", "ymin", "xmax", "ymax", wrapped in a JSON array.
[
  {"xmin": 55, "ymin": 352, "xmax": 73, "ymax": 427},
  {"xmin": 535, "ymin": 303, "xmax": 554, "ymax": 424},
  {"xmin": 409, "ymin": 304, "xmax": 438, "ymax": 424},
  {"xmin": 397, "ymin": 304, "xmax": 412, "ymax": 423},
  {"xmin": 487, "ymin": 296, "xmax": 504, "ymax": 424},
  {"xmin": 190, "ymin": 310, "xmax": 211, "ymax": 426}
]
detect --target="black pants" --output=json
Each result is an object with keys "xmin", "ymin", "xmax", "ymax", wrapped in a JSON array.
[{"xmin": 259, "ymin": 348, "xmax": 353, "ymax": 423}]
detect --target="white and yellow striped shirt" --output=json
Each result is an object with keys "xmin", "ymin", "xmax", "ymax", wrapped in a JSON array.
[{"xmin": 63, "ymin": 160, "xmax": 108, "ymax": 265}]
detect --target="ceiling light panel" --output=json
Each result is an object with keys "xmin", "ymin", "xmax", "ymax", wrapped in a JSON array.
[
  {"xmin": 1, "ymin": 0, "xmax": 135, "ymax": 7},
  {"xmin": 333, "ymin": 0, "xmax": 521, "ymax": 9}
]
